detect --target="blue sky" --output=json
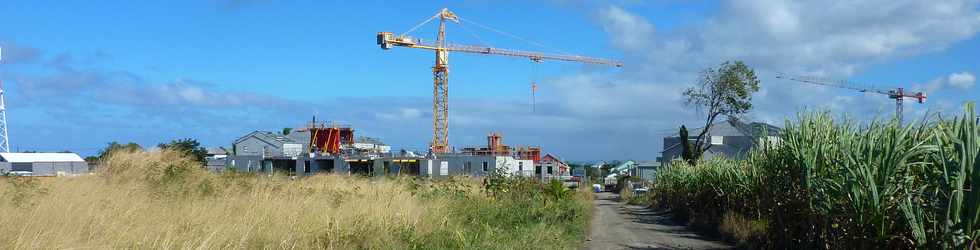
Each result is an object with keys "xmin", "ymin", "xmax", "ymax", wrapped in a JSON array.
[{"xmin": 1, "ymin": 0, "xmax": 978, "ymax": 161}]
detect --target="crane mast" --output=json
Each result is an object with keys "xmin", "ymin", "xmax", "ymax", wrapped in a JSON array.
[
  {"xmin": 378, "ymin": 8, "xmax": 622, "ymax": 154},
  {"xmin": 429, "ymin": 8, "xmax": 456, "ymax": 154},
  {"xmin": 776, "ymin": 74, "xmax": 927, "ymax": 123}
]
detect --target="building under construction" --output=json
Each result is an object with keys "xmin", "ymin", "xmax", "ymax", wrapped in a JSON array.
[
  {"xmin": 214, "ymin": 120, "xmax": 566, "ymax": 180},
  {"xmin": 460, "ymin": 131, "xmax": 541, "ymax": 161}
]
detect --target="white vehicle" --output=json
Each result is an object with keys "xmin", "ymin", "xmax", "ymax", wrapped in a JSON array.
[
  {"xmin": 561, "ymin": 176, "xmax": 581, "ymax": 189},
  {"xmin": 7, "ymin": 171, "xmax": 34, "ymax": 176},
  {"xmin": 603, "ymin": 174, "xmax": 618, "ymax": 191},
  {"xmin": 632, "ymin": 185, "xmax": 649, "ymax": 196}
]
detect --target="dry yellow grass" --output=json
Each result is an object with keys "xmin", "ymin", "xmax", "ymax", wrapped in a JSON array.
[
  {"xmin": 0, "ymin": 150, "xmax": 591, "ymax": 249},
  {"xmin": 0, "ymin": 150, "xmax": 459, "ymax": 249}
]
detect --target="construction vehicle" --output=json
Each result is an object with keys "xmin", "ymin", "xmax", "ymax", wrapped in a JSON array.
[
  {"xmin": 377, "ymin": 8, "xmax": 623, "ymax": 154},
  {"xmin": 776, "ymin": 74, "xmax": 926, "ymax": 123}
]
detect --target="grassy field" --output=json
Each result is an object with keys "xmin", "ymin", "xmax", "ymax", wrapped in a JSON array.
[
  {"xmin": 650, "ymin": 103, "xmax": 980, "ymax": 249},
  {"xmin": 0, "ymin": 150, "xmax": 593, "ymax": 249}
]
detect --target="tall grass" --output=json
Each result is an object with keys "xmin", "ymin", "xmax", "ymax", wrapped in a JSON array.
[
  {"xmin": 0, "ymin": 150, "xmax": 592, "ymax": 249},
  {"xmin": 650, "ymin": 102, "xmax": 980, "ymax": 249}
]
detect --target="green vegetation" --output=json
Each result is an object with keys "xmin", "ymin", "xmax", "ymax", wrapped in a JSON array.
[
  {"xmin": 0, "ymin": 149, "xmax": 592, "ymax": 249},
  {"xmin": 158, "ymin": 138, "xmax": 208, "ymax": 163},
  {"xmin": 683, "ymin": 60, "xmax": 760, "ymax": 162},
  {"xmin": 649, "ymin": 103, "xmax": 980, "ymax": 249},
  {"xmin": 97, "ymin": 141, "xmax": 143, "ymax": 159},
  {"xmin": 680, "ymin": 125, "xmax": 695, "ymax": 165},
  {"xmin": 619, "ymin": 183, "xmax": 649, "ymax": 205}
]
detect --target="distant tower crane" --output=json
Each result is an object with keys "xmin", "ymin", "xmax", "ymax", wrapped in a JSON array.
[
  {"xmin": 776, "ymin": 74, "xmax": 927, "ymax": 123},
  {"xmin": 378, "ymin": 8, "xmax": 623, "ymax": 154}
]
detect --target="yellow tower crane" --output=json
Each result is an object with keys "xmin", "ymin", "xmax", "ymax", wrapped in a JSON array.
[{"xmin": 377, "ymin": 8, "xmax": 623, "ymax": 154}]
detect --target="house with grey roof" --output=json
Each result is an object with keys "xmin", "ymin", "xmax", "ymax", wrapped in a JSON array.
[
  {"xmin": 233, "ymin": 131, "xmax": 303, "ymax": 158},
  {"xmin": 661, "ymin": 118, "xmax": 780, "ymax": 166},
  {"xmin": 206, "ymin": 147, "xmax": 232, "ymax": 157},
  {"xmin": 633, "ymin": 160, "xmax": 661, "ymax": 181}
]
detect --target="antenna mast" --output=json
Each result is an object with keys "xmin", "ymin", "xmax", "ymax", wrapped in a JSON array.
[{"xmin": 0, "ymin": 80, "xmax": 9, "ymax": 152}]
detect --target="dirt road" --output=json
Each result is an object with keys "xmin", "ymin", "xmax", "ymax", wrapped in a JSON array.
[{"xmin": 584, "ymin": 192, "xmax": 732, "ymax": 250}]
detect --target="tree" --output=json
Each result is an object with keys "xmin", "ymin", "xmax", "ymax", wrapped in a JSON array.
[
  {"xmin": 599, "ymin": 162, "xmax": 616, "ymax": 177},
  {"xmin": 158, "ymin": 138, "xmax": 207, "ymax": 163},
  {"xmin": 679, "ymin": 125, "xmax": 695, "ymax": 165},
  {"xmin": 282, "ymin": 127, "xmax": 292, "ymax": 135},
  {"xmin": 583, "ymin": 164, "xmax": 602, "ymax": 182},
  {"xmin": 84, "ymin": 156, "xmax": 99, "ymax": 163},
  {"xmin": 683, "ymin": 61, "xmax": 760, "ymax": 162},
  {"xmin": 97, "ymin": 141, "xmax": 143, "ymax": 159}
]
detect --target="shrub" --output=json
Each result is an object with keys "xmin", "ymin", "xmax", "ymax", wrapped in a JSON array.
[
  {"xmin": 98, "ymin": 149, "xmax": 215, "ymax": 197},
  {"xmin": 650, "ymin": 102, "xmax": 980, "ymax": 249}
]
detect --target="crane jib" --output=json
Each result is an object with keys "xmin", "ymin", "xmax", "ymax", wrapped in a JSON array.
[{"xmin": 377, "ymin": 32, "xmax": 623, "ymax": 67}]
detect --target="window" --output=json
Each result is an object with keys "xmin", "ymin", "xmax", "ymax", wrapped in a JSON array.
[
  {"xmin": 464, "ymin": 162, "xmax": 472, "ymax": 173},
  {"xmin": 242, "ymin": 146, "xmax": 248, "ymax": 153},
  {"xmin": 547, "ymin": 166, "xmax": 553, "ymax": 174},
  {"xmin": 482, "ymin": 162, "xmax": 489, "ymax": 172},
  {"xmin": 518, "ymin": 162, "xmax": 523, "ymax": 172},
  {"xmin": 711, "ymin": 136, "xmax": 724, "ymax": 145}
]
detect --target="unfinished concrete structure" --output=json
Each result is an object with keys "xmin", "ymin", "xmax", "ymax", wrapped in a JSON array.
[{"xmin": 215, "ymin": 123, "xmax": 561, "ymax": 180}]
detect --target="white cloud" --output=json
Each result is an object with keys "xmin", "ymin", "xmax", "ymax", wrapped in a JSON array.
[
  {"xmin": 597, "ymin": 6, "xmax": 655, "ymax": 51},
  {"xmin": 400, "ymin": 108, "xmax": 422, "ymax": 119},
  {"xmin": 918, "ymin": 77, "xmax": 947, "ymax": 93},
  {"xmin": 949, "ymin": 71, "xmax": 976, "ymax": 89},
  {"xmin": 0, "ymin": 40, "xmax": 41, "ymax": 64},
  {"xmin": 176, "ymin": 85, "xmax": 207, "ymax": 104},
  {"xmin": 554, "ymin": 1, "xmax": 980, "ymax": 158},
  {"xmin": 589, "ymin": 1, "xmax": 980, "ymax": 112},
  {"xmin": 665, "ymin": 0, "xmax": 980, "ymax": 76}
]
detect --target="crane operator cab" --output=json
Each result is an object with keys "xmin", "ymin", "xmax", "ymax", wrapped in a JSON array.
[{"xmin": 377, "ymin": 32, "xmax": 393, "ymax": 49}]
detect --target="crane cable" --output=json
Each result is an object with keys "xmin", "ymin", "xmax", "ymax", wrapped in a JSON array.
[
  {"xmin": 456, "ymin": 21, "xmax": 492, "ymax": 48},
  {"xmin": 531, "ymin": 61, "xmax": 539, "ymax": 113},
  {"xmin": 400, "ymin": 12, "xmax": 441, "ymax": 37},
  {"xmin": 458, "ymin": 17, "xmax": 570, "ymax": 55},
  {"xmin": 402, "ymin": 13, "xmax": 570, "ymax": 56}
]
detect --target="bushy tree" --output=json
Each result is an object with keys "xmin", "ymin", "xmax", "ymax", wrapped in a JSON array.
[
  {"xmin": 98, "ymin": 141, "xmax": 143, "ymax": 159},
  {"xmin": 683, "ymin": 60, "xmax": 759, "ymax": 162},
  {"xmin": 680, "ymin": 125, "xmax": 695, "ymax": 165},
  {"xmin": 158, "ymin": 138, "xmax": 207, "ymax": 163}
]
